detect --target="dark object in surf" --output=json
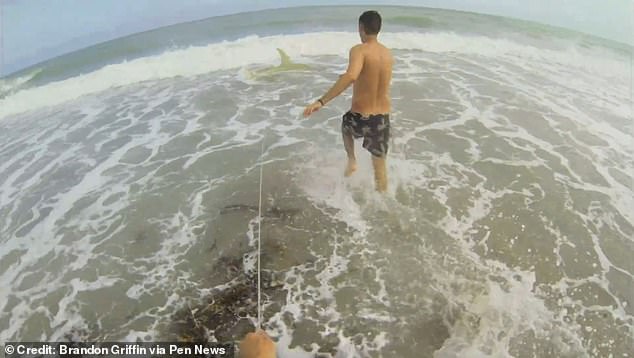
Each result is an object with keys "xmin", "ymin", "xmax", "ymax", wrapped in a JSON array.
[
  {"xmin": 170, "ymin": 279, "xmax": 258, "ymax": 343},
  {"xmin": 168, "ymin": 259, "xmax": 285, "ymax": 344}
]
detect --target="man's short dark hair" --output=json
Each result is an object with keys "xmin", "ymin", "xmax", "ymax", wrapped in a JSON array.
[{"xmin": 359, "ymin": 10, "xmax": 382, "ymax": 35}]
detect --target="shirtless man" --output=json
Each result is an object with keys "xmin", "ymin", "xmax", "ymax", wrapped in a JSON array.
[{"xmin": 303, "ymin": 10, "xmax": 393, "ymax": 192}]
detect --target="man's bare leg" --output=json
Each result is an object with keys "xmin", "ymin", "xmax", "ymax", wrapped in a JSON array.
[
  {"xmin": 371, "ymin": 155, "xmax": 388, "ymax": 192},
  {"xmin": 343, "ymin": 132, "xmax": 357, "ymax": 176}
]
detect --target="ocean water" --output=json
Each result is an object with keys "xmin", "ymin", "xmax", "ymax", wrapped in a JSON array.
[{"xmin": 0, "ymin": 5, "xmax": 632, "ymax": 358}]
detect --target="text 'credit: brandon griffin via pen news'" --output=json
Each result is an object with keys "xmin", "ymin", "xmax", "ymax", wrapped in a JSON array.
[{"xmin": 3, "ymin": 342, "xmax": 235, "ymax": 357}]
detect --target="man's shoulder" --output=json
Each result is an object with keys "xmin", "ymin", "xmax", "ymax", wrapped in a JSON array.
[
  {"xmin": 350, "ymin": 44, "xmax": 364, "ymax": 52},
  {"xmin": 348, "ymin": 45, "xmax": 365, "ymax": 59},
  {"xmin": 379, "ymin": 44, "xmax": 394, "ymax": 62},
  {"xmin": 378, "ymin": 43, "xmax": 392, "ymax": 53}
]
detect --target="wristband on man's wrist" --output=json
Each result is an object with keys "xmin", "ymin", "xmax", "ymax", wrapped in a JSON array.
[{"xmin": 317, "ymin": 98, "xmax": 325, "ymax": 106}]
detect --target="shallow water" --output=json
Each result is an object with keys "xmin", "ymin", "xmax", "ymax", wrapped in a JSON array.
[{"xmin": 0, "ymin": 6, "xmax": 632, "ymax": 358}]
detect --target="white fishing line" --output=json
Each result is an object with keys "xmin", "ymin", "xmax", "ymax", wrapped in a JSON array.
[{"xmin": 257, "ymin": 139, "xmax": 264, "ymax": 328}]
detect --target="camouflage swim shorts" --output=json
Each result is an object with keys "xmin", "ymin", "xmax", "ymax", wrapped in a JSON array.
[{"xmin": 341, "ymin": 110, "xmax": 390, "ymax": 157}]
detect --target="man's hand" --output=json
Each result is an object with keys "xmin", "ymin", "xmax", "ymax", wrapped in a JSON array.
[
  {"xmin": 239, "ymin": 329, "xmax": 276, "ymax": 358},
  {"xmin": 303, "ymin": 101, "xmax": 323, "ymax": 117}
]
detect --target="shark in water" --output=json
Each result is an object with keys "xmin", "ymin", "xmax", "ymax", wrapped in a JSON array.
[
  {"xmin": 246, "ymin": 48, "xmax": 310, "ymax": 79},
  {"xmin": 0, "ymin": 68, "xmax": 43, "ymax": 99}
]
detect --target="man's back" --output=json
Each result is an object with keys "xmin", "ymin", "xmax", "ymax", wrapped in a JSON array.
[{"xmin": 351, "ymin": 42, "xmax": 393, "ymax": 115}]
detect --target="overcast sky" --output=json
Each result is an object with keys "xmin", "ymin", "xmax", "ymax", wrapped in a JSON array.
[{"xmin": 1, "ymin": 0, "xmax": 632, "ymax": 75}]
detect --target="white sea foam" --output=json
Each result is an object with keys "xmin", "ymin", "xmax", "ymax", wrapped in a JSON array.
[{"xmin": 0, "ymin": 31, "xmax": 628, "ymax": 119}]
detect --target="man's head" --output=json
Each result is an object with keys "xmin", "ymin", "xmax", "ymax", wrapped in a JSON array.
[{"xmin": 358, "ymin": 10, "xmax": 382, "ymax": 42}]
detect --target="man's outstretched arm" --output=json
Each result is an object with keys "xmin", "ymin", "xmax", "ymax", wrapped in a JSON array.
[{"xmin": 303, "ymin": 46, "xmax": 364, "ymax": 117}]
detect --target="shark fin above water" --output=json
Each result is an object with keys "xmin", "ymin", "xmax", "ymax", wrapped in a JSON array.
[
  {"xmin": 246, "ymin": 48, "xmax": 310, "ymax": 79},
  {"xmin": 276, "ymin": 48, "xmax": 293, "ymax": 66}
]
